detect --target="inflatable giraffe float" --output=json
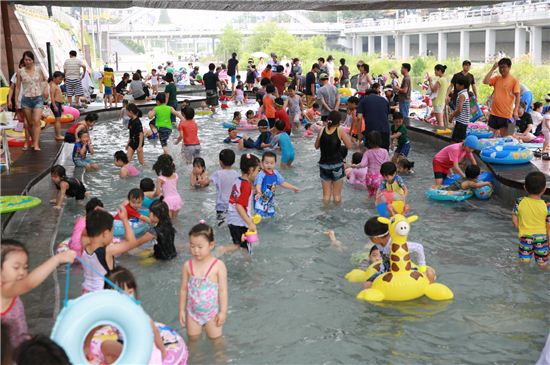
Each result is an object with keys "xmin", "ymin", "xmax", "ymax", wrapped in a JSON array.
[{"xmin": 354, "ymin": 214, "xmax": 454, "ymax": 302}]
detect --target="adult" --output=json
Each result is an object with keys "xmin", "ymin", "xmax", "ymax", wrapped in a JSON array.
[
  {"xmin": 520, "ymin": 84, "xmax": 533, "ymax": 113},
  {"xmin": 305, "ymin": 63, "xmax": 320, "ymax": 108},
  {"xmin": 271, "ymin": 65, "xmax": 287, "ymax": 97},
  {"xmin": 163, "ymin": 72, "xmax": 178, "ymax": 122},
  {"xmin": 245, "ymin": 65, "xmax": 257, "ymax": 91},
  {"xmin": 316, "ymin": 73, "xmax": 340, "ymax": 122},
  {"xmin": 189, "ymin": 66, "xmax": 202, "ymax": 85},
  {"xmin": 290, "ymin": 58, "xmax": 302, "ymax": 89},
  {"xmin": 356, "ymin": 86, "xmax": 391, "ymax": 150},
  {"xmin": 15, "ymin": 51, "xmax": 48, "ymax": 151},
  {"xmin": 63, "ymin": 50, "xmax": 86, "ymax": 107},
  {"xmin": 258, "ymin": 57, "xmax": 266, "ymax": 73},
  {"xmin": 268, "ymin": 53, "xmax": 279, "ymax": 68},
  {"xmin": 483, "ymin": 58, "xmax": 520, "ymax": 137},
  {"xmin": 326, "ymin": 55, "xmax": 335, "ymax": 84},
  {"xmin": 428, "ymin": 64, "xmax": 449, "ymax": 127},
  {"xmin": 339, "ymin": 58, "xmax": 350, "ymax": 88},
  {"xmin": 203, "ymin": 63, "xmax": 222, "ymax": 106},
  {"xmin": 394, "ymin": 63, "xmax": 411, "ymax": 123},
  {"xmin": 7, "ymin": 59, "xmax": 25, "ymax": 139},
  {"xmin": 315, "ymin": 111, "xmax": 352, "ymax": 205},
  {"xmin": 317, "ymin": 57, "xmax": 327, "ymax": 78},
  {"xmin": 128, "ymin": 73, "xmax": 147, "ymax": 100},
  {"xmin": 543, "ymin": 94, "xmax": 550, "ymax": 114},
  {"xmin": 356, "ymin": 63, "xmax": 373, "ymax": 93},
  {"xmin": 447, "ymin": 60, "xmax": 477, "ymax": 109},
  {"xmin": 227, "ymin": 52, "xmax": 239, "ymax": 90}
]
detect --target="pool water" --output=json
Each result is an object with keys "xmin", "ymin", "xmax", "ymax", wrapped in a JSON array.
[{"xmin": 54, "ymin": 105, "xmax": 549, "ymax": 364}]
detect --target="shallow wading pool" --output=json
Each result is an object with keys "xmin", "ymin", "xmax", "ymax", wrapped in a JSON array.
[{"xmin": 46, "ymin": 105, "xmax": 548, "ymax": 364}]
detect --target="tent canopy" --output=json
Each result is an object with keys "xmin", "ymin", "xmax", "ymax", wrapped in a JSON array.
[{"xmin": 9, "ymin": 0, "xmax": 503, "ymax": 11}]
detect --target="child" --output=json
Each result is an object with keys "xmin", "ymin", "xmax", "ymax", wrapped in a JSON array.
[
  {"xmin": 114, "ymin": 188, "xmax": 150, "ymax": 224},
  {"xmin": 362, "ymin": 216, "xmax": 435, "ymax": 289},
  {"xmin": 48, "ymin": 71, "xmax": 65, "ymax": 141},
  {"xmin": 512, "ymin": 171, "xmax": 549, "ymax": 269},
  {"xmin": 210, "ymin": 149, "xmax": 239, "ymax": 226},
  {"xmin": 223, "ymin": 127, "xmax": 243, "ymax": 144},
  {"xmin": 230, "ymin": 111, "xmax": 242, "ymax": 127},
  {"xmin": 449, "ymin": 74, "xmax": 470, "ymax": 142},
  {"xmin": 179, "ymin": 222, "xmax": 228, "ymax": 339},
  {"xmin": 541, "ymin": 111, "xmax": 550, "ymax": 157},
  {"xmin": 397, "ymin": 158, "xmax": 415, "ymax": 174},
  {"xmin": 270, "ymin": 120, "xmax": 295, "ymax": 168},
  {"xmin": 351, "ymin": 131, "xmax": 389, "ymax": 197},
  {"xmin": 254, "ymin": 151, "xmax": 299, "ymax": 218},
  {"xmin": 72, "ymin": 131, "xmax": 99, "ymax": 171},
  {"xmin": 64, "ymin": 112, "xmax": 98, "ymax": 143},
  {"xmin": 102, "ymin": 66, "xmax": 115, "ymax": 109},
  {"xmin": 217, "ymin": 154, "xmax": 261, "ymax": 256},
  {"xmin": 346, "ymin": 96, "xmax": 363, "ymax": 145},
  {"xmin": 175, "ymin": 107, "xmax": 201, "ymax": 164},
  {"xmin": 147, "ymin": 93, "xmax": 185, "ymax": 154},
  {"xmin": 303, "ymin": 123, "xmax": 314, "ymax": 138},
  {"xmin": 126, "ymin": 103, "xmax": 145, "ymax": 165},
  {"xmin": 148, "ymin": 68, "xmax": 160, "ymax": 95},
  {"xmin": 441, "ymin": 165, "xmax": 492, "ymax": 191},
  {"xmin": 140, "ymin": 178, "xmax": 158, "ymax": 209},
  {"xmin": 65, "ymin": 197, "xmax": 104, "ymax": 257},
  {"xmin": 50, "ymin": 165, "xmax": 87, "ymax": 209},
  {"xmin": 261, "ymin": 85, "xmax": 277, "ymax": 128},
  {"xmin": 120, "ymin": 99, "xmax": 130, "ymax": 127},
  {"xmin": 14, "ymin": 335, "xmax": 71, "ymax": 365},
  {"xmin": 114, "ymin": 150, "xmax": 140, "ymax": 178},
  {"xmin": 390, "ymin": 112, "xmax": 410, "ymax": 163},
  {"xmin": 232, "ymin": 84, "xmax": 244, "ymax": 105},
  {"xmin": 274, "ymin": 98, "xmax": 291, "ymax": 134},
  {"xmin": 240, "ymin": 119, "xmax": 272, "ymax": 150},
  {"xmin": 304, "ymin": 102, "xmax": 321, "ymax": 124},
  {"xmin": 153, "ymin": 154, "xmax": 182, "ymax": 219},
  {"xmin": 191, "ymin": 157, "xmax": 209, "ymax": 189},
  {"xmin": 1, "ymin": 239, "xmax": 76, "ymax": 348},
  {"xmin": 432, "ymin": 135, "xmax": 479, "ymax": 186},
  {"xmin": 245, "ymin": 110, "xmax": 258, "ymax": 125},
  {"xmin": 377, "ymin": 161, "xmax": 409, "ymax": 216},
  {"xmin": 346, "ymin": 152, "xmax": 368, "ymax": 186},
  {"xmin": 134, "ymin": 200, "xmax": 177, "ymax": 260},
  {"xmin": 286, "ymin": 86, "xmax": 303, "ymax": 131}
]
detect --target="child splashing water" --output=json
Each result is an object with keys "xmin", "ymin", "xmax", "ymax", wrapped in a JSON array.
[
  {"xmin": 1, "ymin": 240, "xmax": 76, "ymax": 348},
  {"xmin": 191, "ymin": 157, "xmax": 210, "ymax": 189},
  {"xmin": 125, "ymin": 103, "xmax": 145, "ymax": 166},
  {"xmin": 134, "ymin": 199, "xmax": 177, "ymax": 260},
  {"xmin": 351, "ymin": 131, "xmax": 389, "ymax": 197},
  {"xmin": 114, "ymin": 151, "xmax": 140, "ymax": 178},
  {"xmin": 179, "ymin": 222, "xmax": 228, "ymax": 340},
  {"xmin": 153, "ymin": 154, "xmax": 183, "ymax": 219}
]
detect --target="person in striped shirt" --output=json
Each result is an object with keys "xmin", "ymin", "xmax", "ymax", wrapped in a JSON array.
[{"xmin": 449, "ymin": 74, "xmax": 470, "ymax": 142}]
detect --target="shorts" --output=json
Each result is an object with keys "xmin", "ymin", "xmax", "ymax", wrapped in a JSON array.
[
  {"xmin": 451, "ymin": 122, "xmax": 468, "ymax": 142},
  {"xmin": 104, "ymin": 86, "xmax": 112, "ymax": 95},
  {"xmin": 282, "ymin": 151, "xmax": 295, "ymax": 164},
  {"xmin": 289, "ymin": 113, "xmax": 301, "ymax": 126},
  {"xmin": 74, "ymin": 157, "xmax": 92, "ymax": 168},
  {"xmin": 51, "ymin": 102, "xmax": 63, "ymax": 117},
  {"xmin": 158, "ymin": 127, "xmax": 172, "ymax": 147},
  {"xmin": 216, "ymin": 210, "xmax": 227, "ymax": 226},
  {"xmin": 206, "ymin": 89, "xmax": 219, "ymax": 107},
  {"xmin": 433, "ymin": 104, "xmax": 444, "ymax": 114},
  {"xmin": 228, "ymin": 224, "xmax": 249, "ymax": 252},
  {"xmin": 65, "ymin": 78, "xmax": 84, "ymax": 97},
  {"xmin": 64, "ymin": 133, "xmax": 76, "ymax": 143},
  {"xmin": 183, "ymin": 144, "xmax": 201, "ymax": 163},
  {"xmin": 432, "ymin": 158, "xmax": 450, "ymax": 179},
  {"xmin": 519, "ymin": 234, "xmax": 549, "ymax": 264},
  {"xmin": 319, "ymin": 162, "xmax": 345, "ymax": 182},
  {"xmin": 230, "ymin": 74, "xmax": 237, "ymax": 84},
  {"xmin": 21, "ymin": 96, "xmax": 43, "ymax": 109},
  {"xmin": 395, "ymin": 142, "xmax": 411, "ymax": 157},
  {"xmin": 488, "ymin": 115, "xmax": 510, "ymax": 130}
]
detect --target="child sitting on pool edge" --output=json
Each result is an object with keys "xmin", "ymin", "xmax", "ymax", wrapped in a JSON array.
[
  {"xmin": 512, "ymin": 171, "xmax": 549, "ymax": 269},
  {"xmin": 432, "ymin": 135, "xmax": 479, "ymax": 187},
  {"xmin": 50, "ymin": 165, "xmax": 87, "ymax": 209}
]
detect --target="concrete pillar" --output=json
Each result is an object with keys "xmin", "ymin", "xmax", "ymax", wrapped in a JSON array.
[
  {"xmin": 418, "ymin": 33, "xmax": 427, "ymax": 57},
  {"xmin": 402, "ymin": 34, "xmax": 410, "ymax": 59},
  {"xmin": 437, "ymin": 32, "xmax": 447, "ymax": 61},
  {"xmin": 380, "ymin": 35, "xmax": 388, "ymax": 57},
  {"xmin": 394, "ymin": 34, "xmax": 402, "ymax": 59},
  {"xmin": 529, "ymin": 26, "xmax": 542, "ymax": 65},
  {"xmin": 460, "ymin": 30, "xmax": 470, "ymax": 61},
  {"xmin": 346, "ymin": 35, "xmax": 354, "ymax": 53},
  {"xmin": 354, "ymin": 35, "xmax": 363, "ymax": 55},
  {"xmin": 514, "ymin": 27, "xmax": 527, "ymax": 59},
  {"xmin": 485, "ymin": 29, "xmax": 496, "ymax": 62},
  {"xmin": 368, "ymin": 35, "xmax": 375, "ymax": 55}
]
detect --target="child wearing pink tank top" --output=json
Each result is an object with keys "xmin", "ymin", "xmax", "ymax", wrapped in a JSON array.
[{"xmin": 153, "ymin": 154, "xmax": 183, "ymax": 219}]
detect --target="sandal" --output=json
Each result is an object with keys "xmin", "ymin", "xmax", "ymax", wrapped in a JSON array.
[
  {"xmin": 542, "ymin": 153, "xmax": 550, "ymax": 161},
  {"xmin": 534, "ymin": 149, "xmax": 543, "ymax": 157}
]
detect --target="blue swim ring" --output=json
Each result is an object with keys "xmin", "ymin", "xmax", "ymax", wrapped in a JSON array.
[
  {"xmin": 111, "ymin": 211, "xmax": 148, "ymax": 238},
  {"xmin": 51, "ymin": 290, "xmax": 153, "ymax": 365},
  {"xmin": 426, "ymin": 188, "xmax": 473, "ymax": 202},
  {"xmin": 480, "ymin": 145, "xmax": 533, "ymax": 165},
  {"xmin": 474, "ymin": 185, "xmax": 493, "ymax": 200},
  {"xmin": 467, "ymin": 129, "xmax": 493, "ymax": 139},
  {"xmin": 477, "ymin": 137, "xmax": 517, "ymax": 149},
  {"xmin": 443, "ymin": 171, "xmax": 493, "ymax": 186},
  {"xmin": 222, "ymin": 122, "xmax": 238, "ymax": 129}
]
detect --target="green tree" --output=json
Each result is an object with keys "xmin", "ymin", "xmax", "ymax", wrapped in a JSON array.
[
  {"xmin": 247, "ymin": 21, "xmax": 277, "ymax": 53},
  {"xmin": 216, "ymin": 25, "xmax": 243, "ymax": 60}
]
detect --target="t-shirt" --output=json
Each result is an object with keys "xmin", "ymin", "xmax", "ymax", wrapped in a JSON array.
[
  {"xmin": 114, "ymin": 203, "xmax": 141, "ymax": 220},
  {"xmin": 516, "ymin": 112, "xmax": 533, "ymax": 134},
  {"xmin": 489, "ymin": 75, "xmax": 520, "ymax": 119},
  {"xmin": 290, "ymin": 64, "xmax": 302, "ymax": 77},
  {"xmin": 339, "ymin": 65, "xmax": 350, "ymax": 80},
  {"xmin": 178, "ymin": 120, "xmax": 200, "ymax": 145},
  {"xmin": 513, "ymin": 197, "xmax": 550, "ymax": 237},
  {"xmin": 115, "ymin": 80, "xmax": 128, "ymax": 94},
  {"xmin": 271, "ymin": 73, "xmax": 287, "ymax": 96},
  {"xmin": 246, "ymin": 70, "xmax": 256, "ymax": 84},
  {"xmin": 530, "ymin": 111, "xmax": 543, "ymax": 130},
  {"xmin": 432, "ymin": 76, "xmax": 448, "ymax": 107},
  {"xmin": 274, "ymin": 108, "xmax": 291, "ymax": 133},
  {"xmin": 227, "ymin": 58, "xmax": 239, "ymax": 76},
  {"xmin": 271, "ymin": 132, "xmax": 294, "ymax": 155},
  {"xmin": 317, "ymin": 84, "xmax": 339, "ymax": 116},
  {"xmin": 227, "ymin": 177, "xmax": 253, "ymax": 227},
  {"xmin": 450, "ymin": 72, "xmax": 476, "ymax": 101},
  {"xmin": 263, "ymin": 94, "xmax": 276, "ymax": 118},
  {"xmin": 287, "ymin": 95, "xmax": 301, "ymax": 115},
  {"xmin": 166, "ymin": 66, "xmax": 174, "ymax": 74},
  {"xmin": 379, "ymin": 175, "xmax": 406, "ymax": 195},
  {"xmin": 103, "ymin": 71, "xmax": 114, "ymax": 87},
  {"xmin": 254, "ymin": 169, "xmax": 284, "ymax": 194},
  {"xmin": 72, "ymin": 142, "xmax": 89, "ymax": 162},
  {"xmin": 129, "ymin": 80, "xmax": 145, "ymax": 98},
  {"xmin": 211, "ymin": 169, "xmax": 240, "ymax": 212},
  {"xmin": 164, "ymin": 83, "xmax": 177, "ymax": 106},
  {"xmin": 433, "ymin": 143, "xmax": 473, "ymax": 170},
  {"xmin": 391, "ymin": 123, "xmax": 409, "ymax": 147},
  {"xmin": 203, "ymin": 71, "xmax": 219, "ymax": 91},
  {"xmin": 305, "ymin": 71, "xmax": 316, "ymax": 96},
  {"xmin": 261, "ymin": 69, "xmax": 272, "ymax": 79},
  {"xmin": 63, "ymin": 57, "xmax": 84, "ymax": 79},
  {"xmin": 357, "ymin": 95, "xmax": 390, "ymax": 134},
  {"xmin": 455, "ymin": 89, "xmax": 470, "ymax": 125},
  {"xmin": 398, "ymin": 75, "xmax": 411, "ymax": 103},
  {"xmin": 128, "ymin": 118, "xmax": 143, "ymax": 144},
  {"xmin": 154, "ymin": 104, "xmax": 172, "ymax": 129},
  {"xmin": 254, "ymin": 131, "xmax": 272, "ymax": 149}
]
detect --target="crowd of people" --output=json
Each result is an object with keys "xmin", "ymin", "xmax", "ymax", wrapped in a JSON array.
[{"xmin": 2, "ymin": 47, "xmax": 550, "ymax": 364}]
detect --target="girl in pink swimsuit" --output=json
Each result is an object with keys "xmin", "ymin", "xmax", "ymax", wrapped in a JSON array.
[
  {"xmin": 352, "ymin": 131, "xmax": 389, "ymax": 197},
  {"xmin": 179, "ymin": 222, "xmax": 228, "ymax": 339},
  {"xmin": 153, "ymin": 154, "xmax": 182, "ymax": 219},
  {"xmin": 1, "ymin": 239, "xmax": 76, "ymax": 348},
  {"xmin": 114, "ymin": 150, "xmax": 141, "ymax": 178}
]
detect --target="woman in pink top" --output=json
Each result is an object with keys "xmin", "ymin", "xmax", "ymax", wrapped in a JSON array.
[
  {"xmin": 352, "ymin": 131, "xmax": 389, "ymax": 197},
  {"xmin": 153, "ymin": 154, "xmax": 183, "ymax": 218},
  {"xmin": 432, "ymin": 135, "xmax": 479, "ymax": 186}
]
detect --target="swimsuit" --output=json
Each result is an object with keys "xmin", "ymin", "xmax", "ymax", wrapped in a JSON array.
[
  {"xmin": 1, "ymin": 297, "xmax": 28, "ymax": 348},
  {"xmin": 186, "ymin": 259, "xmax": 219, "ymax": 326}
]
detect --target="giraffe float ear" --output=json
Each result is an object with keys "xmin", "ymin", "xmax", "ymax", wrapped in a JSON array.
[
  {"xmin": 377, "ymin": 217, "xmax": 390, "ymax": 225},
  {"xmin": 407, "ymin": 215, "xmax": 418, "ymax": 223}
]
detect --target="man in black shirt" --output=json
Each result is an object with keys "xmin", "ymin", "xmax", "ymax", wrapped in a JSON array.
[
  {"xmin": 447, "ymin": 60, "xmax": 477, "ymax": 109},
  {"xmin": 203, "ymin": 63, "xmax": 222, "ymax": 106},
  {"xmin": 305, "ymin": 63, "xmax": 320, "ymax": 108},
  {"xmin": 227, "ymin": 53, "xmax": 239, "ymax": 90}
]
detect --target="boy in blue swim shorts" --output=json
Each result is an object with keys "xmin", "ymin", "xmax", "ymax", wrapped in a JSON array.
[
  {"xmin": 270, "ymin": 120, "xmax": 295, "ymax": 168},
  {"xmin": 254, "ymin": 151, "xmax": 299, "ymax": 218},
  {"xmin": 512, "ymin": 171, "xmax": 549, "ymax": 269}
]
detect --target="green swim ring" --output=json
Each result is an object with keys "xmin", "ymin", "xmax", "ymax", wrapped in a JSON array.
[{"xmin": 0, "ymin": 195, "xmax": 42, "ymax": 214}]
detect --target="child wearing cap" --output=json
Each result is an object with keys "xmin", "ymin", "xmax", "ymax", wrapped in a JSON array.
[{"xmin": 432, "ymin": 135, "xmax": 479, "ymax": 187}]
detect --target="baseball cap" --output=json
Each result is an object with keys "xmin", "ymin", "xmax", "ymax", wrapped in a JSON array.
[
  {"xmin": 319, "ymin": 73, "xmax": 329, "ymax": 80},
  {"xmin": 464, "ymin": 135, "xmax": 479, "ymax": 149}
]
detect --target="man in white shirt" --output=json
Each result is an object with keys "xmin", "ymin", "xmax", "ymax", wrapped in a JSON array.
[{"xmin": 63, "ymin": 50, "xmax": 86, "ymax": 107}]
